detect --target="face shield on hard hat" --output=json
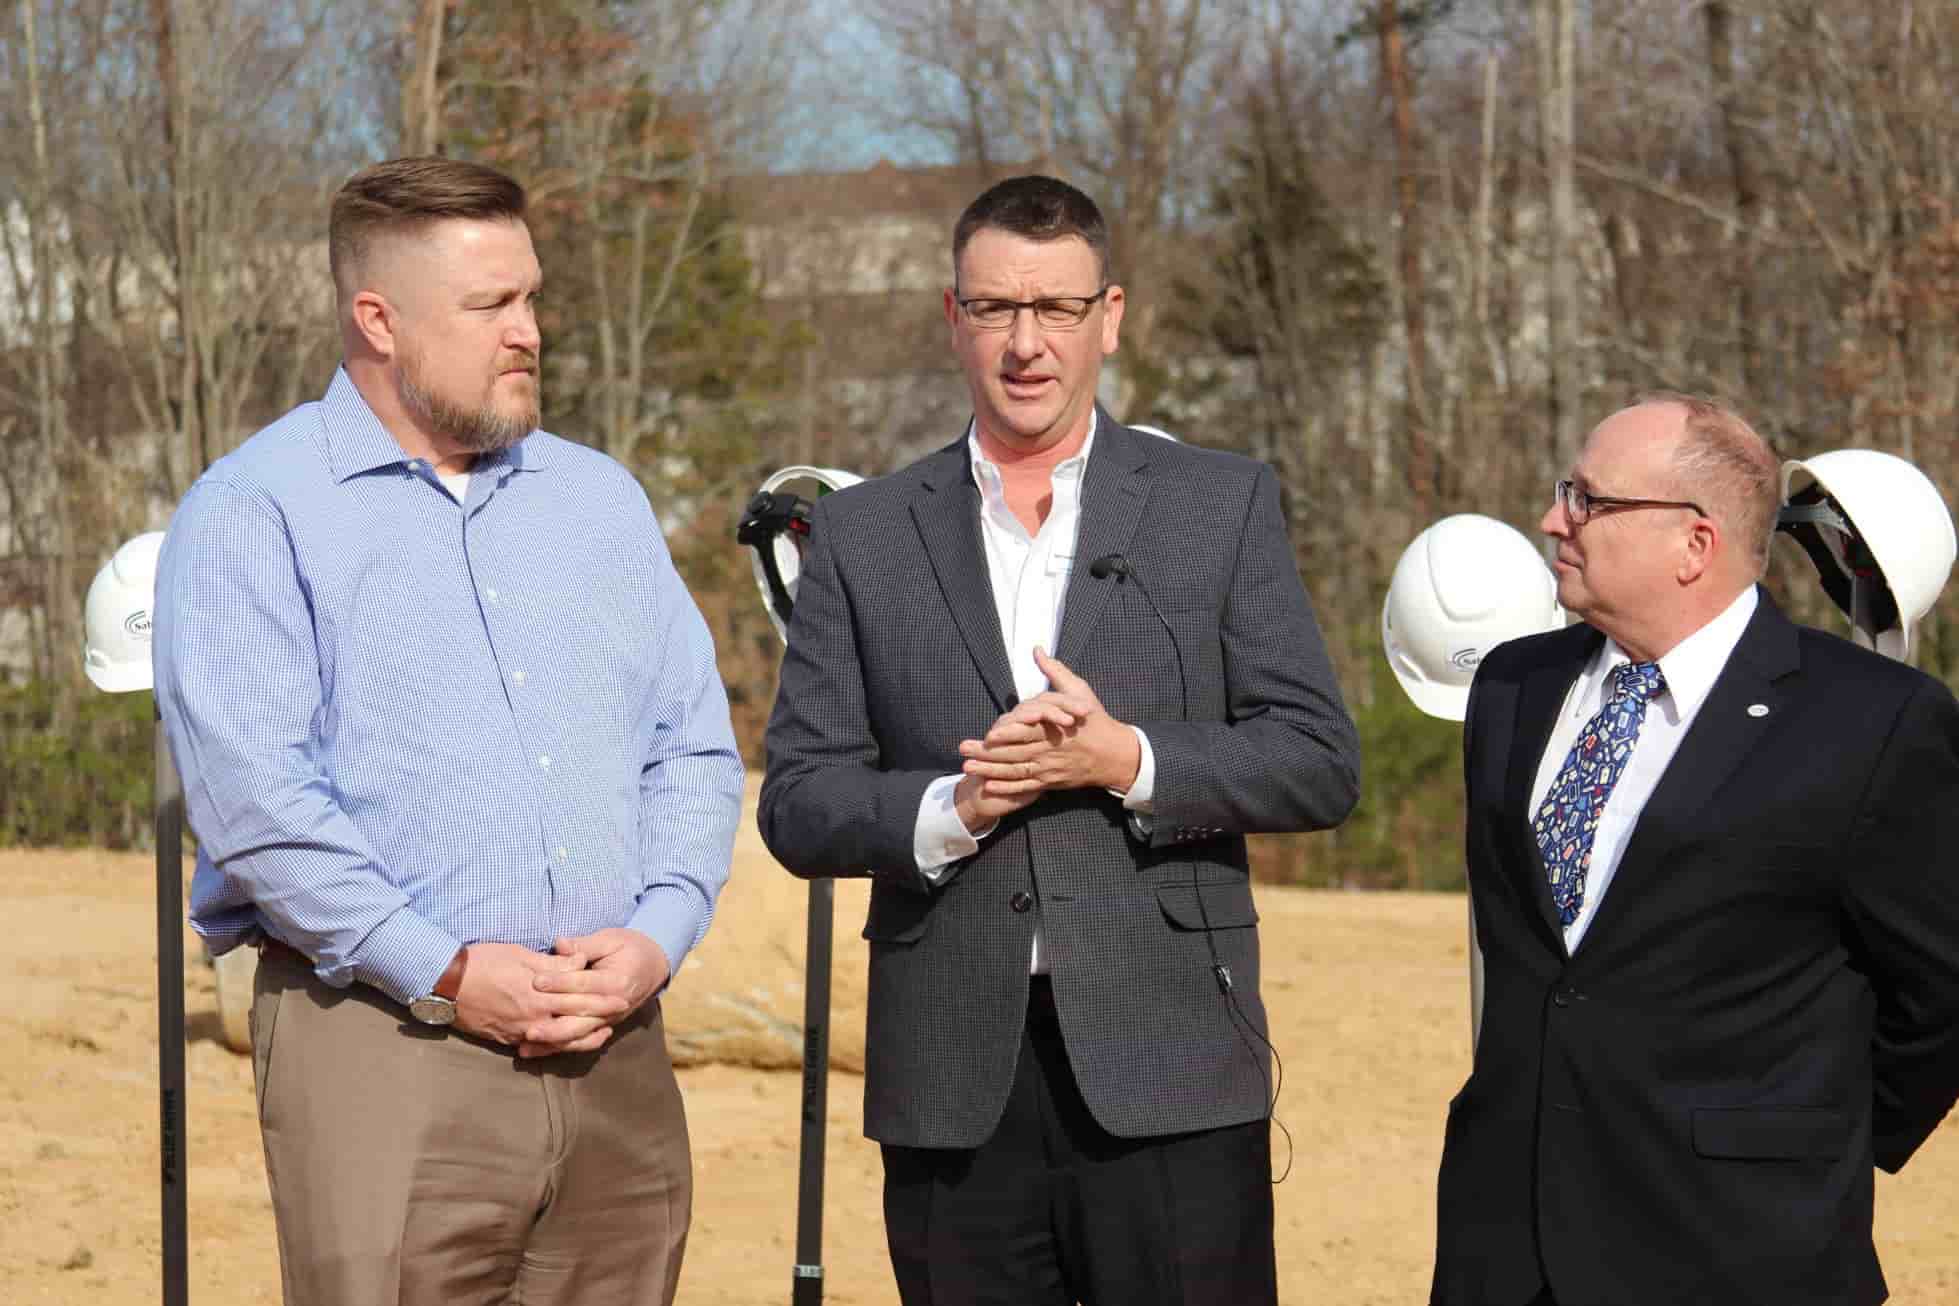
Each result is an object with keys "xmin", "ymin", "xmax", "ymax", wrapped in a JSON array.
[
  {"xmin": 83, "ymin": 531, "xmax": 168, "ymax": 693},
  {"xmin": 1382, "ymin": 514, "xmax": 1565, "ymax": 722},
  {"xmin": 737, "ymin": 466, "xmax": 865, "ymax": 645},
  {"xmin": 1779, "ymin": 448, "xmax": 1956, "ymax": 663}
]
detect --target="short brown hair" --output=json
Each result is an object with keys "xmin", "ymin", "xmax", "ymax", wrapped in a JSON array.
[
  {"xmin": 329, "ymin": 156, "xmax": 527, "ymax": 301},
  {"xmin": 1640, "ymin": 390, "xmax": 1781, "ymax": 576},
  {"xmin": 952, "ymin": 175, "xmax": 1112, "ymax": 284}
]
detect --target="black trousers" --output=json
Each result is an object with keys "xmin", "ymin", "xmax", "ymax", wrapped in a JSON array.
[{"xmin": 881, "ymin": 977, "xmax": 1277, "ymax": 1306}]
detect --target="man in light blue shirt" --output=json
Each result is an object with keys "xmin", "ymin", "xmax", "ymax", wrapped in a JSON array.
[{"xmin": 154, "ymin": 156, "xmax": 742, "ymax": 1306}]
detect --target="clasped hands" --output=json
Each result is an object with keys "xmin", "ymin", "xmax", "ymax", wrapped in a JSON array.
[
  {"xmin": 452, "ymin": 927, "xmax": 671, "ymax": 1059},
  {"xmin": 954, "ymin": 647, "xmax": 1141, "ymax": 830}
]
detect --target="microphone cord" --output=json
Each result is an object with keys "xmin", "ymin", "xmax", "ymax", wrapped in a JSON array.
[{"xmin": 1091, "ymin": 553, "xmax": 1293, "ymax": 1183}]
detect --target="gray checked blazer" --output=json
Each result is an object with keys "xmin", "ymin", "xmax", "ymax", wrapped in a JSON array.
[{"xmin": 759, "ymin": 413, "xmax": 1360, "ymax": 1148}]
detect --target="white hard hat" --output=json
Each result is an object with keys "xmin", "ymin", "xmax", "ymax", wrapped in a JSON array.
[
  {"xmin": 1780, "ymin": 448, "xmax": 1956, "ymax": 662},
  {"xmin": 737, "ymin": 466, "xmax": 864, "ymax": 645},
  {"xmin": 1382, "ymin": 514, "xmax": 1564, "ymax": 721},
  {"xmin": 83, "ymin": 531, "xmax": 166, "ymax": 692}
]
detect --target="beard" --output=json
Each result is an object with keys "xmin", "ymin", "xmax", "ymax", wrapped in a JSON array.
[{"xmin": 397, "ymin": 344, "xmax": 541, "ymax": 455}]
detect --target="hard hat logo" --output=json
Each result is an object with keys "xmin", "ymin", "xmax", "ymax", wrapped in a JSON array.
[
  {"xmin": 83, "ymin": 530, "xmax": 167, "ymax": 694},
  {"xmin": 1382, "ymin": 514, "xmax": 1565, "ymax": 722}
]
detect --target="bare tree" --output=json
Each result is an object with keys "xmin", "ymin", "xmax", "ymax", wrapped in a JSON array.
[
  {"xmin": 400, "ymin": 0, "xmax": 447, "ymax": 155},
  {"xmin": 1703, "ymin": 0, "xmax": 1763, "ymax": 396},
  {"xmin": 1375, "ymin": 0, "xmax": 1432, "ymax": 516},
  {"xmin": 10, "ymin": 0, "xmax": 75, "ymax": 691},
  {"xmin": 1535, "ymin": 0, "xmax": 1581, "ymax": 477},
  {"xmin": 438, "ymin": 0, "xmax": 808, "ymax": 485},
  {"xmin": 96, "ymin": 0, "xmax": 354, "ymax": 498},
  {"xmin": 858, "ymin": 0, "xmax": 1240, "ymax": 413}
]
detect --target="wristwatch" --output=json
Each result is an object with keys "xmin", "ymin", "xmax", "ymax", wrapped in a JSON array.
[{"xmin": 408, "ymin": 946, "xmax": 468, "ymax": 1026}]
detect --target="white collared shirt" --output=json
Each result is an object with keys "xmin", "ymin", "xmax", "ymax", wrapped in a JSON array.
[
  {"xmin": 911, "ymin": 412, "xmax": 1158, "ymax": 973},
  {"xmin": 1528, "ymin": 585, "xmax": 1759, "ymax": 950}
]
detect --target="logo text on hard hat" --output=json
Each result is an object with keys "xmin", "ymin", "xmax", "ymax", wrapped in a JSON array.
[
  {"xmin": 125, "ymin": 610, "xmax": 152, "ymax": 639},
  {"xmin": 1448, "ymin": 647, "xmax": 1482, "ymax": 671}
]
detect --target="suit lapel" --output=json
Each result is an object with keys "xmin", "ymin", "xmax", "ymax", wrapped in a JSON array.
[
  {"xmin": 1053, "ymin": 413, "xmax": 1151, "ymax": 667},
  {"xmin": 1507, "ymin": 624, "xmax": 1604, "ymax": 956},
  {"xmin": 1583, "ymin": 590, "xmax": 1801, "ymax": 942},
  {"xmin": 910, "ymin": 435, "xmax": 1019, "ymax": 712}
]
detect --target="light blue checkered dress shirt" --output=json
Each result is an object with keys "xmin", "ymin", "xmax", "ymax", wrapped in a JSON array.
[{"xmin": 154, "ymin": 368, "xmax": 744, "ymax": 1004}]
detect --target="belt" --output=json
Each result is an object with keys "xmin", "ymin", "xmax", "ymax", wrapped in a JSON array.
[{"xmin": 257, "ymin": 936, "xmax": 312, "ymax": 969}]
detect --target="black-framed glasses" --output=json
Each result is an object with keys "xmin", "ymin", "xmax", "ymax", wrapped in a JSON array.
[
  {"xmin": 1554, "ymin": 479, "xmax": 1706, "ymax": 525},
  {"xmin": 954, "ymin": 287, "xmax": 1109, "ymax": 330}
]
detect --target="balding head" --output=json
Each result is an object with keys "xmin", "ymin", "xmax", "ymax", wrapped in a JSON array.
[
  {"xmin": 1544, "ymin": 395, "xmax": 1778, "ymax": 660},
  {"xmin": 1640, "ymin": 391, "xmax": 1781, "ymax": 580}
]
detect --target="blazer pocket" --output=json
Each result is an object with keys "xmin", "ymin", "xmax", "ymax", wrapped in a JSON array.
[
  {"xmin": 860, "ymin": 886, "xmax": 936, "ymax": 944},
  {"xmin": 1157, "ymin": 879, "xmax": 1258, "ymax": 930},
  {"xmin": 1691, "ymin": 1106, "xmax": 1847, "ymax": 1160}
]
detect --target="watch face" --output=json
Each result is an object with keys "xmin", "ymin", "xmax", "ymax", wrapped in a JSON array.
[{"xmin": 408, "ymin": 995, "xmax": 457, "ymax": 1026}]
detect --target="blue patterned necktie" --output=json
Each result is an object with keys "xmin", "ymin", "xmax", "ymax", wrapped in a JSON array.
[{"xmin": 1532, "ymin": 660, "xmax": 1667, "ymax": 927}]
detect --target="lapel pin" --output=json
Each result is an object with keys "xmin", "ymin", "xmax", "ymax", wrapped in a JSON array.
[{"xmin": 1747, "ymin": 703, "xmax": 1770, "ymax": 718}]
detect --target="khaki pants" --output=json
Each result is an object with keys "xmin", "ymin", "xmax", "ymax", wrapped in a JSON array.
[{"xmin": 251, "ymin": 944, "xmax": 691, "ymax": 1306}]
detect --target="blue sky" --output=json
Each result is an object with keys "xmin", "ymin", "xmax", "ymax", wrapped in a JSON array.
[{"xmin": 770, "ymin": 3, "xmax": 950, "ymax": 172}]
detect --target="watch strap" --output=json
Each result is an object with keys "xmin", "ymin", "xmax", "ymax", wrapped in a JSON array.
[{"xmin": 433, "ymin": 945, "xmax": 468, "ymax": 1001}]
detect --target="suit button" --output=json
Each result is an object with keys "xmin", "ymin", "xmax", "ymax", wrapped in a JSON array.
[
  {"xmin": 1552, "ymin": 989, "xmax": 1570, "ymax": 1008},
  {"xmin": 1010, "ymin": 891, "xmax": 1034, "ymax": 913}
]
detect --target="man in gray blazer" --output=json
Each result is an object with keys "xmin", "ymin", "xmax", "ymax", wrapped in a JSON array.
[{"xmin": 759, "ymin": 176, "xmax": 1359, "ymax": 1304}]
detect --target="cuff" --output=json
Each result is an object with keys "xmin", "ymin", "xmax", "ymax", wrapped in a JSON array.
[
  {"xmin": 628, "ymin": 889, "xmax": 694, "ymax": 989},
  {"xmin": 916, "ymin": 773, "xmax": 992, "ymax": 880},
  {"xmin": 348, "ymin": 908, "xmax": 465, "ymax": 1005},
  {"xmin": 1114, "ymin": 726, "xmax": 1156, "ymax": 812}
]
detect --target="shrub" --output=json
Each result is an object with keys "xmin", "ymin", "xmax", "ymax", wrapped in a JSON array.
[{"xmin": 0, "ymin": 682, "xmax": 157, "ymax": 848}]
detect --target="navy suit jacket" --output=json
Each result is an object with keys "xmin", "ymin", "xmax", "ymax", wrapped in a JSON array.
[{"xmin": 1434, "ymin": 591, "xmax": 1959, "ymax": 1306}]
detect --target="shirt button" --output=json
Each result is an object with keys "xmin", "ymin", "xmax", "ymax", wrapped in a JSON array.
[
  {"xmin": 538, "ymin": 756, "xmax": 551, "ymax": 770},
  {"xmin": 511, "ymin": 670, "xmax": 526, "ymax": 684},
  {"xmin": 1010, "ymin": 891, "xmax": 1034, "ymax": 913},
  {"xmin": 555, "ymin": 846, "xmax": 569, "ymax": 862},
  {"xmin": 486, "ymin": 588, "xmax": 499, "ymax": 602}
]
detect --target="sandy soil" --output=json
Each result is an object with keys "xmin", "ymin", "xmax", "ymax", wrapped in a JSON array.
[{"xmin": 5, "ymin": 837, "xmax": 1955, "ymax": 1305}]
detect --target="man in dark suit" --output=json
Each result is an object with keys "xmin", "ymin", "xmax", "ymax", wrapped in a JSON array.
[
  {"xmin": 759, "ymin": 176, "xmax": 1360, "ymax": 1305},
  {"xmin": 1434, "ymin": 393, "xmax": 1959, "ymax": 1306}
]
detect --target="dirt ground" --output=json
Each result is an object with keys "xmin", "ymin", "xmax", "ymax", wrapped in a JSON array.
[{"xmin": 5, "ymin": 838, "xmax": 1956, "ymax": 1305}]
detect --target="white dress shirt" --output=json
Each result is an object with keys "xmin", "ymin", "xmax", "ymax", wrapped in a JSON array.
[
  {"xmin": 910, "ymin": 413, "xmax": 1158, "ymax": 972},
  {"xmin": 1528, "ymin": 585, "xmax": 1759, "ymax": 951}
]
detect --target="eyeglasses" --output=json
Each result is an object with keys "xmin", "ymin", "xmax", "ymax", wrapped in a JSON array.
[
  {"xmin": 954, "ymin": 287, "xmax": 1109, "ymax": 331},
  {"xmin": 1554, "ymin": 479, "xmax": 1706, "ymax": 525}
]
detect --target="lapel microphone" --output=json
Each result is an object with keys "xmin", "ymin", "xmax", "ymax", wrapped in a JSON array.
[{"xmin": 1088, "ymin": 553, "xmax": 1187, "ymax": 724}]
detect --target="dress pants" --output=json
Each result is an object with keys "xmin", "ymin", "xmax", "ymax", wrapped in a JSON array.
[
  {"xmin": 881, "ymin": 976, "xmax": 1277, "ymax": 1306},
  {"xmin": 250, "ymin": 941, "xmax": 692, "ymax": 1306}
]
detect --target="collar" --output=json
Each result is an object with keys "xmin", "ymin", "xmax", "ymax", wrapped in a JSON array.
[
  {"xmin": 1591, "ymin": 585, "xmax": 1760, "ymax": 723},
  {"xmin": 321, "ymin": 365, "xmax": 550, "ymax": 484},
  {"xmin": 965, "ymin": 409, "xmax": 1098, "ymax": 504}
]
